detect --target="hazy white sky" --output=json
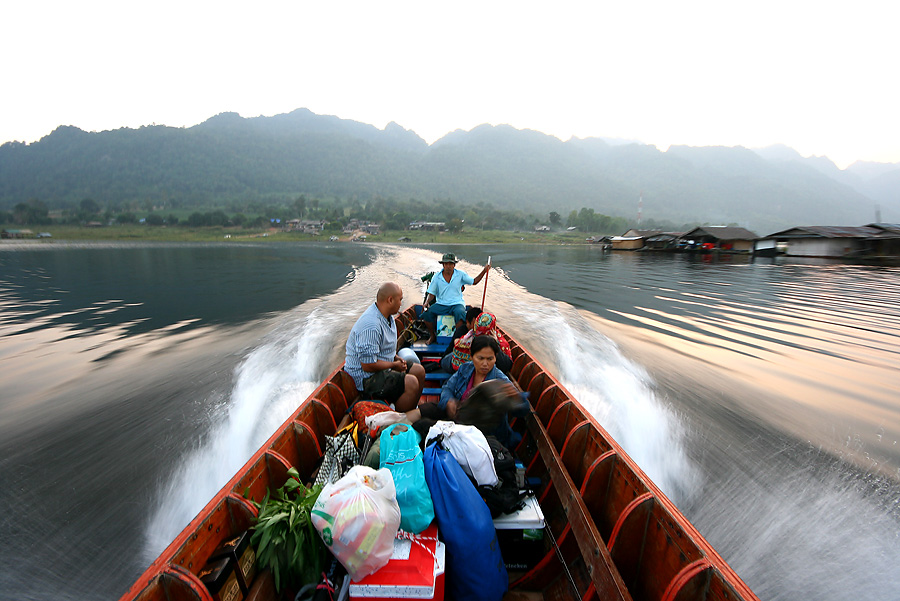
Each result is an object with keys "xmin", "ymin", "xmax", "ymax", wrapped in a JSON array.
[{"xmin": 2, "ymin": 1, "xmax": 897, "ymax": 168}]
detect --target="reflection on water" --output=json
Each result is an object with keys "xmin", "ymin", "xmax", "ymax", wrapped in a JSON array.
[
  {"xmin": 482, "ymin": 247, "xmax": 900, "ymax": 477},
  {"xmin": 2, "ymin": 244, "xmax": 899, "ymax": 601},
  {"xmin": 0, "ymin": 243, "xmax": 374, "ymax": 335}
]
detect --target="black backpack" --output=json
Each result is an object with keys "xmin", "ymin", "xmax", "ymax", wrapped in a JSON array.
[{"xmin": 478, "ymin": 436, "xmax": 527, "ymax": 517}]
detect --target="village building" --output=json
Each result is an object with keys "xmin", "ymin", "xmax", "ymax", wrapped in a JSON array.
[
  {"xmin": 755, "ymin": 224, "xmax": 900, "ymax": 258},
  {"xmin": 1, "ymin": 228, "xmax": 34, "ymax": 239},
  {"xmin": 342, "ymin": 220, "xmax": 380, "ymax": 235},
  {"xmin": 285, "ymin": 219, "xmax": 326, "ymax": 234},
  {"xmin": 408, "ymin": 221, "xmax": 446, "ymax": 231}
]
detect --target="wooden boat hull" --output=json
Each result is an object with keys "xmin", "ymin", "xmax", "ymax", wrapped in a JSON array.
[{"xmin": 122, "ymin": 307, "xmax": 759, "ymax": 601}]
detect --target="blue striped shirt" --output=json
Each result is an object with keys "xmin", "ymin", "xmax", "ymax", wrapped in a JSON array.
[{"xmin": 344, "ymin": 302, "xmax": 398, "ymax": 390}]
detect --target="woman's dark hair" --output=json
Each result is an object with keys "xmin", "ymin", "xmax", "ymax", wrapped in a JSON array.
[{"xmin": 470, "ymin": 335, "xmax": 500, "ymax": 357}]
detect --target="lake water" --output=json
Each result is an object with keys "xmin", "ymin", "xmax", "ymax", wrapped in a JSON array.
[{"xmin": 1, "ymin": 242, "xmax": 898, "ymax": 601}]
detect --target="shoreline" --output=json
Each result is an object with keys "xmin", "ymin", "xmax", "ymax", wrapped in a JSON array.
[{"xmin": 1, "ymin": 227, "xmax": 596, "ymax": 246}]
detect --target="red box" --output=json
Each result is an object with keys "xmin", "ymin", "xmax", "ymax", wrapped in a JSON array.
[{"xmin": 349, "ymin": 524, "xmax": 445, "ymax": 600}]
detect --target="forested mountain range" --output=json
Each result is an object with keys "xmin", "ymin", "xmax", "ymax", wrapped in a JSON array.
[{"xmin": 1, "ymin": 108, "xmax": 897, "ymax": 234}]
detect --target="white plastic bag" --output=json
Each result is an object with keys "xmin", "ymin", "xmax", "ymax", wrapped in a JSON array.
[
  {"xmin": 365, "ymin": 410, "xmax": 409, "ymax": 433},
  {"xmin": 425, "ymin": 421, "xmax": 499, "ymax": 487},
  {"xmin": 311, "ymin": 465, "xmax": 402, "ymax": 581}
]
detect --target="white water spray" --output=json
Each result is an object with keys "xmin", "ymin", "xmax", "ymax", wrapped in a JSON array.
[
  {"xmin": 143, "ymin": 302, "xmax": 348, "ymax": 558},
  {"xmin": 490, "ymin": 283, "xmax": 700, "ymax": 504},
  {"xmin": 143, "ymin": 248, "xmax": 432, "ymax": 560}
]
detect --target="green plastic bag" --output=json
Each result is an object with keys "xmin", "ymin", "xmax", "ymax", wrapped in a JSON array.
[{"xmin": 379, "ymin": 424, "xmax": 435, "ymax": 533}]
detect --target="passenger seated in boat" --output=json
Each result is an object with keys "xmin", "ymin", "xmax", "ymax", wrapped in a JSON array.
[
  {"xmin": 454, "ymin": 305, "xmax": 483, "ymax": 342},
  {"xmin": 409, "ymin": 335, "xmax": 526, "ymax": 449},
  {"xmin": 344, "ymin": 282, "xmax": 425, "ymax": 412},
  {"xmin": 436, "ymin": 305, "xmax": 481, "ymax": 367},
  {"xmin": 420, "ymin": 253, "xmax": 490, "ymax": 343},
  {"xmin": 440, "ymin": 311, "xmax": 513, "ymax": 375}
]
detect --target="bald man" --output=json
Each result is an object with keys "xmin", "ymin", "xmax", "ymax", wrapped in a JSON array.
[{"xmin": 344, "ymin": 282, "xmax": 425, "ymax": 411}]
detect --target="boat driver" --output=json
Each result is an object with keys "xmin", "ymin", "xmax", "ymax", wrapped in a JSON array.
[{"xmin": 420, "ymin": 253, "xmax": 490, "ymax": 343}]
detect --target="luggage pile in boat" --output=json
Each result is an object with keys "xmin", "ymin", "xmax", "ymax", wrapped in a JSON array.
[{"xmin": 189, "ymin": 335, "xmax": 540, "ymax": 601}]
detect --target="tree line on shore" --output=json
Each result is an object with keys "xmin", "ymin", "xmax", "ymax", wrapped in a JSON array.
[{"xmin": 2, "ymin": 194, "xmax": 695, "ymax": 235}]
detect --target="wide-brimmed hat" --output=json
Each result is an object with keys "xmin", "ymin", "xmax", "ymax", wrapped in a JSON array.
[{"xmin": 440, "ymin": 253, "xmax": 458, "ymax": 264}]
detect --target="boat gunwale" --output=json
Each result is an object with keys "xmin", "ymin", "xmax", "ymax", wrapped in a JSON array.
[
  {"xmin": 497, "ymin": 320, "xmax": 759, "ymax": 601},
  {"xmin": 120, "ymin": 365, "xmax": 351, "ymax": 600}
]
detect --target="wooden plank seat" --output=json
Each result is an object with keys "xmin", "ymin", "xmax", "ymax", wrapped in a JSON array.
[
  {"xmin": 409, "ymin": 342, "xmax": 450, "ymax": 355},
  {"xmin": 425, "ymin": 371, "xmax": 451, "ymax": 382}
]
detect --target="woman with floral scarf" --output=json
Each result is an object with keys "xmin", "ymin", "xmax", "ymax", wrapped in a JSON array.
[{"xmin": 441, "ymin": 311, "xmax": 513, "ymax": 374}]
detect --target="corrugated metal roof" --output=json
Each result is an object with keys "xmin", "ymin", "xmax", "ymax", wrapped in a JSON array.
[
  {"xmin": 682, "ymin": 226, "xmax": 758, "ymax": 240},
  {"xmin": 645, "ymin": 233, "xmax": 680, "ymax": 242},
  {"xmin": 621, "ymin": 229, "xmax": 662, "ymax": 237},
  {"xmin": 765, "ymin": 226, "xmax": 885, "ymax": 239},
  {"xmin": 868, "ymin": 223, "xmax": 900, "ymax": 236}
]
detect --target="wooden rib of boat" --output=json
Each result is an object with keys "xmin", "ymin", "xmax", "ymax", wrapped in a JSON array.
[{"xmin": 122, "ymin": 305, "xmax": 759, "ymax": 601}]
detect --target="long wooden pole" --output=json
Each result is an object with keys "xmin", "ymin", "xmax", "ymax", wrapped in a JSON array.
[{"xmin": 481, "ymin": 256, "xmax": 491, "ymax": 309}]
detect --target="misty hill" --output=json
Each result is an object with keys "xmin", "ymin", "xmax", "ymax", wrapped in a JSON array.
[
  {"xmin": 752, "ymin": 144, "xmax": 900, "ymax": 219},
  {"xmin": 1, "ymin": 108, "xmax": 892, "ymax": 234}
]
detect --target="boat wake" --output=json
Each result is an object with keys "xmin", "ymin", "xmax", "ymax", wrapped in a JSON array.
[
  {"xmin": 483, "ymin": 276, "xmax": 701, "ymax": 505},
  {"xmin": 143, "ymin": 303, "xmax": 339, "ymax": 560}
]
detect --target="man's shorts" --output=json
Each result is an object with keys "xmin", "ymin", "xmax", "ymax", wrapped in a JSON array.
[
  {"xmin": 420, "ymin": 303, "xmax": 466, "ymax": 324},
  {"xmin": 362, "ymin": 369, "xmax": 406, "ymax": 402}
]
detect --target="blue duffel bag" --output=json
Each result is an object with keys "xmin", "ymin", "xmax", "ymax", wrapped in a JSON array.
[{"xmin": 424, "ymin": 439, "xmax": 507, "ymax": 601}]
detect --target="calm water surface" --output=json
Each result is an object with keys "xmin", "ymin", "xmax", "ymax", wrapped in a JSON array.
[{"xmin": 1, "ymin": 243, "xmax": 898, "ymax": 601}]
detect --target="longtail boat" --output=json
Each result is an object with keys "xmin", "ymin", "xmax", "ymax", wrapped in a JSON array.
[{"xmin": 122, "ymin": 305, "xmax": 759, "ymax": 601}]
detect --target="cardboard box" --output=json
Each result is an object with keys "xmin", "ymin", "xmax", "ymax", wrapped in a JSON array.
[
  {"xmin": 493, "ymin": 495, "xmax": 546, "ymax": 571},
  {"xmin": 198, "ymin": 556, "xmax": 244, "ymax": 601},
  {"xmin": 349, "ymin": 524, "xmax": 445, "ymax": 600},
  {"xmin": 209, "ymin": 531, "xmax": 256, "ymax": 593}
]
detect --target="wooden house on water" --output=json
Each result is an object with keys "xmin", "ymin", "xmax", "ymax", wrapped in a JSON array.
[
  {"xmin": 754, "ymin": 224, "xmax": 900, "ymax": 258},
  {"xmin": 681, "ymin": 226, "xmax": 758, "ymax": 253},
  {"xmin": 609, "ymin": 229, "xmax": 661, "ymax": 250}
]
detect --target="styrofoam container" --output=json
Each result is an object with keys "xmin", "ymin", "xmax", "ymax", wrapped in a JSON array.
[
  {"xmin": 492, "ymin": 495, "xmax": 545, "ymax": 530},
  {"xmin": 493, "ymin": 495, "xmax": 546, "ymax": 571}
]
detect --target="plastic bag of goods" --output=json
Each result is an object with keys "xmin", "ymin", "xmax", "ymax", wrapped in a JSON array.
[
  {"xmin": 379, "ymin": 423, "xmax": 435, "ymax": 533},
  {"xmin": 425, "ymin": 421, "xmax": 499, "ymax": 486},
  {"xmin": 310, "ymin": 465, "xmax": 402, "ymax": 581}
]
